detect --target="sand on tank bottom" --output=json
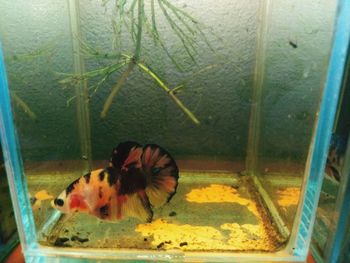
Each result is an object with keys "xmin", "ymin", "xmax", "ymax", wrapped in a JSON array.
[
  {"xmin": 135, "ymin": 218, "xmax": 277, "ymax": 251},
  {"xmin": 276, "ymin": 187, "xmax": 300, "ymax": 207},
  {"xmin": 39, "ymin": 178, "xmax": 286, "ymax": 252},
  {"xmin": 132, "ymin": 183, "xmax": 282, "ymax": 251}
]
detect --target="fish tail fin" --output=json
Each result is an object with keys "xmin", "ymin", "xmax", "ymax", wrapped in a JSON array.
[{"xmin": 141, "ymin": 144, "xmax": 179, "ymax": 207}]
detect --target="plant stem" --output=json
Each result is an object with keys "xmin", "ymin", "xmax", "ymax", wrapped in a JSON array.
[
  {"xmin": 136, "ymin": 61, "xmax": 200, "ymax": 125},
  {"xmin": 100, "ymin": 61, "xmax": 135, "ymax": 118},
  {"xmin": 11, "ymin": 92, "xmax": 37, "ymax": 120},
  {"xmin": 134, "ymin": 0, "xmax": 143, "ymax": 60},
  {"xmin": 100, "ymin": 0, "xmax": 144, "ymax": 119}
]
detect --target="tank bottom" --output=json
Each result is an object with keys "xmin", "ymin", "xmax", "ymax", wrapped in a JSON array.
[{"xmin": 26, "ymin": 167, "xmax": 301, "ymax": 252}]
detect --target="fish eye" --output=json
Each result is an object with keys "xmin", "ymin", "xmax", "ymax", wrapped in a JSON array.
[{"xmin": 54, "ymin": 198, "xmax": 64, "ymax": 207}]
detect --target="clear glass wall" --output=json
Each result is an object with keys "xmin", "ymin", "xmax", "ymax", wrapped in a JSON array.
[
  {"xmin": 0, "ymin": 0, "xmax": 87, "ymax": 234},
  {"xmin": 0, "ymin": 0, "xmax": 341, "ymax": 261},
  {"xmin": 252, "ymin": 0, "xmax": 337, "ymax": 231},
  {"xmin": 311, "ymin": 42, "xmax": 350, "ymax": 263}
]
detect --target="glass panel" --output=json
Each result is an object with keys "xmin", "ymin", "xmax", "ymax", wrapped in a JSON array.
[
  {"xmin": 312, "ymin": 49, "xmax": 350, "ymax": 261},
  {"xmin": 255, "ymin": 0, "xmax": 337, "ymax": 231},
  {"xmin": 0, "ymin": 0, "xmax": 86, "ymax": 232}
]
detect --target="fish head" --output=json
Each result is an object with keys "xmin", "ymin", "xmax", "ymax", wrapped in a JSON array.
[
  {"xmin": 51, "ymin": 189, "xmax": 70, "ymax": 213},
  {"xmin": 52, "ymin": 190, "xmax": 91, "ymax": 214},
  {"xmin": 52, "ymin": 176, "xmax": 92, "ymax": 214}
]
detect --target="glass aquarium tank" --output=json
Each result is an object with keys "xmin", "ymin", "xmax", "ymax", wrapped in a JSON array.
[{"xmin": 0, "ymin": 0, "xmax": 349, "ymax": 262}]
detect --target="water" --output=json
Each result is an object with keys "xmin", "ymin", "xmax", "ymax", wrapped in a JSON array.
[{"xmin": 0, "ymin": 0, "xmax": 339, "ymax": 261}]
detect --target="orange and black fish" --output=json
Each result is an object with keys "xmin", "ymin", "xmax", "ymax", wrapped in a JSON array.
[{"xmin": 52, "ymin": 141, "xmax": 179, "ymax": 223}]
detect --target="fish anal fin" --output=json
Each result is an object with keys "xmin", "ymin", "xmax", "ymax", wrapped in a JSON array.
[
  {"xmin": 117, "ymin": 195, "xmax": 127, "ymax": 220},
  {"xmin": 121, "ymin": 191, "xmax": 153, "ymax": 223}
]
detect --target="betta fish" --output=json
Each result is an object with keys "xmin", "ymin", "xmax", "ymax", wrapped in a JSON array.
[{"xmin": 52, "ymin": 142, "xmax": 179, "ymax": 223}]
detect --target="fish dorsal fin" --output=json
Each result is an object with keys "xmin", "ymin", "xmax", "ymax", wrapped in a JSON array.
[
  {"xmin": 141, "ymin": 144, "xmax": 179, "ymax": 207},
  {"xmin": 110, "ymin": 141, "xmax": 142, "ymax": 171}
]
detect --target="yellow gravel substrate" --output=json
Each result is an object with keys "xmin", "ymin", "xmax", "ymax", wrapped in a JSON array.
[
  {"xmin": 221, "ymin": 223, "xmax": 276, "ymax": 250},
  {"xmin": 185, "ymin": 184, "xmax": 259, "ymax": 217},
  {"xmin": 136, "ymin": 219, "xmax": 223, "ymax": 250},
  {"xmin": 276, "ymin": 187, "xmax": 300, "ymax": 207},
  {"xmin": 136, "ymin": 184, "xmax": 277, "ymax": 251},
  {"xmin": 136, "ymin": 219, "xmax": 276, "ymax": 251}
]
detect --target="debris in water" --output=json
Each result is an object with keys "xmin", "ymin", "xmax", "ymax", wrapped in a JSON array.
[
  {"xmin": 289, "ymin": 40, "xmax": 298, "ymax": 49},
  {"xmin": 71, "ymin": 235, "xmax": 89, "ymax": 243},
  {"xmin": 169, "ymin": 211, "xmax": 177, "ymax": 217},
  {"xmin": 54, "ymin": 237, "xmax": 70, "ymax": 247},
  {"xmin": 157, "ymin": 242, "xmax": 165, "ymax": 249}
]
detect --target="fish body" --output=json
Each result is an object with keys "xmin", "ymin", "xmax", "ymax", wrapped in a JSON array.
[{"xmin": 52, "ymin": 142, "xmax": 179, "ymax": 223}]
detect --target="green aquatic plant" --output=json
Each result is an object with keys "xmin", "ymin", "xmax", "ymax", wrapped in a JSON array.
[{"xmin": 61, "ymin": 0, "xmax": 216, "ymax": 125}]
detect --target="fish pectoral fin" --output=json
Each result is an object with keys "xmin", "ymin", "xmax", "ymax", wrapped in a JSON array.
[{"xmin": 121, "ymin": 191, "xmax": 153, "ymax": 223}]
